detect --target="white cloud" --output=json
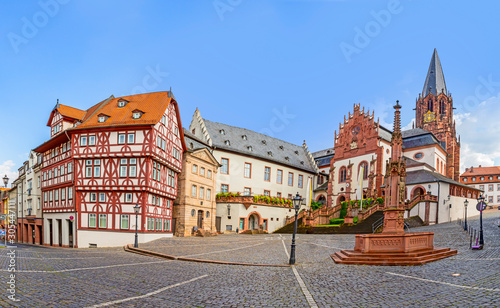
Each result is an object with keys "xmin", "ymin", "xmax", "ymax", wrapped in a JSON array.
[
  {"xmin": 402, "ymin": 118, "xmax": 415, "ymax": 131},
  {"xmin": 0, "ymin": 160, "xmax": 18, "ymax": 188},
  {"xmin": 455, "ymin": 95, "xmax": 500, "ymax": 171}
]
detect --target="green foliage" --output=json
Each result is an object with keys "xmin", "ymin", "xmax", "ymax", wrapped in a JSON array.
[
  {"xmin": 349, "ymin": 200, "xmax": 356, "ymax": 207},
  {"xmin": 353, "ymin": 216, "xmax": 358, "ymax": 224},
  {"xmin": 339, "ymin": 202, "xmax": 348, "ymax": 219},
  {"xmin": 375, "ymin": 197, "xmax": 385, "ymax": 205},
  {"xmin": 311, "ymin": 201, "xmax": 323, "ymax": 211},
  {"xmin": 329, "ymin": 218, "xmax": 345, "ymax": 225}
]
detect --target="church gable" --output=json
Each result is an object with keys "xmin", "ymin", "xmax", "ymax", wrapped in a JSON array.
[{"xmin": 334, "ymin": 104, "xmax": 381, "ymax": 160}]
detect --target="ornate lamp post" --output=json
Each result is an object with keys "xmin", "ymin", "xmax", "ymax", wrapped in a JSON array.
[
  {"xmin": 133, "ymin": 204, "xmax": 141, "ymax": 248},
  {"xmin": 463, "ymin": 199, "xmax": 468, "ymax": 231},
  {"xmin": 289, "ymin": 192, "xmax": 302, "ymax": 265},
  {"xmin": 2, "ymin": 175, "xmax": 8, "ymax": 188},
  {"xmin": 477, "ymin": 195, "xmax": 486, "ymax": 246}
]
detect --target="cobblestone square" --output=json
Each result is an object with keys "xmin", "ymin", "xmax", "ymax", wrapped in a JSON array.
[{"xmin": 0, "ymin": 212, "xmax": 498, "ymax": 307}]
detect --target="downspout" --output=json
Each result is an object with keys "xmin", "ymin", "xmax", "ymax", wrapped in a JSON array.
[{"xmin": 436, "ymin": 180, "xmax": 440, "ymax": 224}]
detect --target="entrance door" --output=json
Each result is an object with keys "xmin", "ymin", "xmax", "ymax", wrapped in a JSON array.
[
  {"xmin": 215, "ymin": 217, "xmax": 221, "ymax": 232},
  {"xmin": 248, "ymin": 215, "xmax": 257, "ymax": 230},
  {"xmin": 49, "ymin": 220, "xmax": 53, "ymax": 246},
  {"xmin": 37, "ymin": 225, "xmax": 42, "ymax": 245},
  {"xmin": 57, "ymin": 219, "xmax": 62, "ymax": 247},
  {"xmin": 68, "ymin": 220, "xmax": 73, "ymax": 248},
  {"xmin": 197, "ymin": 210, "xmax": 204, "ymax": 229}
]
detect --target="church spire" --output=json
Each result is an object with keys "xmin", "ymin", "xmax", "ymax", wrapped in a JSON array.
[{"xmin": 422, "ymin": 48, "xmax": 447, "ymax": 97}]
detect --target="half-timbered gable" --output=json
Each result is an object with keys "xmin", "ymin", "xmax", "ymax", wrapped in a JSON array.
[{"xmin": 35, "ymin": 91, "xmax": 186, "ymax": 248}]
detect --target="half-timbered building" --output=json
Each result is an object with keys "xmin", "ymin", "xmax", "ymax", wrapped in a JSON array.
[{"xmin": 34, "ymin": 91, "xmax": 186, "ymax": 247}]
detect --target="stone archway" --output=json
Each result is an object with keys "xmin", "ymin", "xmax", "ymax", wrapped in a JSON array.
[
  {"xmin": 247, "ymin": 212, "xmax": 261, "ymax": 230},
  {"xmin": 316, "ymin": 195, "xmax": 326, "ymax": 205},
  {"xmin": 411, "ymin": 186, "xmax": 426, "ymax": 199}
]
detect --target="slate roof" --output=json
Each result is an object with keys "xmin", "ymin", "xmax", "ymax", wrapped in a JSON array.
[
  {"xmin": 401, "ymin": 128, "xmax": 429, "ymax": 138},
  {"xmin": 203, "ymin": 120, "xmax": 317, "ymax": 174},
  {"xmin": 406, "ymin": 169, "xmax": 474, "ymax": 190},
  {"xmin": 314, "ymin": 182, "xmax": 328, "ymax": 192},
  {"xmin": 422, "ymin": 49, "xmax": 447, "ymax": 97},
  {"xmin": 312, "ymin": 148, "xmax": 335, "ymax": 159},
  {"xmin": 404, "ymin": 157, "xmax": 434, "ymax": 171},
  {"xmin": 378, "ymin": 125, "xmax": 392, "ymax": 142},
  {"xmin": 183, "ymin": 128, "xmax": 210, "ymax": 151}
]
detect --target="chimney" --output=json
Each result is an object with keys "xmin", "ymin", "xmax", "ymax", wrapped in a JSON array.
[
  {"xmin": 470, "ymin": 166, "xmax": 473, "ymax": 172},
  {"xmin": 479, "ymin": 165, "xmax": 482, "ymax": 168}
]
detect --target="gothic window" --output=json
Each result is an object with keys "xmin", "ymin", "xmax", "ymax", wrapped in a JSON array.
[
  {"xmin": 427, "ymin": 100, "xmax": 433, "ymax": 112},
  {"xmin": 339, "ymin": 167, "xmax": 347, "ymax": 183},
  {"xmin": 439, "ymin": 100, "xmax": 445, "ymax": 115},
  {"xmin": 359, "ymin": 162, "xmax": 368, "ymax": 180}
]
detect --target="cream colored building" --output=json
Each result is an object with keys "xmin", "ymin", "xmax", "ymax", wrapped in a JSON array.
[
  {"xmin": 174, "ymin": 131, "xmax": 219, "ymax": 236},
  {"xmin": 188, "ymin": 109, "xmax": 318, "ymax": 233}
]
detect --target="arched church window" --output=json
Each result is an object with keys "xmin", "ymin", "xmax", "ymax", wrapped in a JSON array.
[
  {"xmin": 439, "ymin": 100, "xmax": 445, "ymax": 115},
  {"xmin": 427, "ymin": 100, "xmax": 433, "ymax": 112},
  {"xmin": 339, "ymin": 167, "xmax": 347, "ymax": 183},
  {"xmin": 359, "ymin": 162, "xmax": 368, "ymax": 180}
]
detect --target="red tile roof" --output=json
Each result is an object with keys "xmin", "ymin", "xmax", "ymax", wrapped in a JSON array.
[
  {"xmin": 461, "ymin": 166, "xmax": 500, "ymax": 176},
  {"xmin": 58, "ymin": 104, "xmax": 86, "ymax": 121},
  {"xmin": 76, "ymin": 92, "xmax": 172, "ymax": 129}
]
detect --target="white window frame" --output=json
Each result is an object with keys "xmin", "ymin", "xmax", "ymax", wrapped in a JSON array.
[
  {"xmin": 99, "ymin": 214, "xmax": 107, "ymax": 228},
  {"xmin": 89, "ymin": 213, "xmax": 96, "ymax": 228}
]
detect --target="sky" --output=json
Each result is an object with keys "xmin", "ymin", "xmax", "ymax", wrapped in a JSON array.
[{"xmin": 1, "ymin": 0, "xmax": 500, "ymax": 185}]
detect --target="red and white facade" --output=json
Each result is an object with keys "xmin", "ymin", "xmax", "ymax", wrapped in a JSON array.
[{"xmin": 35, "ymin": 92, "xmax": 186, "ymax": 247}]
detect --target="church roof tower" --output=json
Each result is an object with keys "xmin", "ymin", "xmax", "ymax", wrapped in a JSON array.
[{"xmin": 422, "ymin": 49, "xmax": 447, "ymax": 97}]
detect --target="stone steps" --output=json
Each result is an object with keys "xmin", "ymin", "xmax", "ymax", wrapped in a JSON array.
[{"xmin": 331, "ymin": 247, "xmax": 457, "ymax": 265}]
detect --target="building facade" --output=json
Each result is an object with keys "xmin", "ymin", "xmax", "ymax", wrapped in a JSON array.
[
  {"xmin": 174, "ymin": 131, "xmax": 219, "ymax": 236},
  {"xmin": 460, "ymin": 166, "xmax": 500, "ymax": 207},
  {"xmin": 34, "ymin": 91, "xmax": 186, "ymax": 247},
  {"xmin": 323, "ymin": 49, "xmax": 479, "ymax": 225},
  {"xmin": 188, "ymin": 108, "xmax": 318, "ymax": 233}
]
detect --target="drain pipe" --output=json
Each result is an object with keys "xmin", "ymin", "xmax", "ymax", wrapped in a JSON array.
[{"xmin": 436, "ymin": 179, "xmax": 440, "ymax": 224}]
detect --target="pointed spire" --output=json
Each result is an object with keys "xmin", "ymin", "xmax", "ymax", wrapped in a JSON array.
[
  {"xmin": 168, "ymin": 87, "xmax": 176, "ymax": 100},
  {"xmin": 422, "ymin": 49, "xmax": 447, "ymax": 97}
]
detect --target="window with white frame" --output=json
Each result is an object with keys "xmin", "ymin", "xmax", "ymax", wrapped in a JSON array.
[
  {"xmin": 200, "ymin": 167, "xmax": 205, "ymax": 177},
  {"xmin": 244, "ymin": 163, "xmax": 251, "ymax": 178},
  {"xmin": 121, "ymin": 215, "xmax": 129, "ymax": 229},
  {"xmin": 80, "ymin": 136, "xmax": 87, "ymax": 146},
  {"xmin": 192, "ymin": 185, "xmax": 197, "ymax": 197},
  {"xmin": 89, "ymin": 135, "xmax": 96, "ymax": 146},
  {"xmin": 167, "ymin": 200, "xmax": 171, "ymax": 209},
  {"xmin": 221, "ymin": 184, "xmax": 228, "ymax": 193},
  {"xmin": 120, "ymin": 159, "xmax": 128, "ymax": 177},
  {"xmin": 43, "ymin": 192, "xmax": 47, "ymax": 203},
  {"xmin": 166, "ymin": 219, "xmax": 171, "ymax": 231},
  {"xmin": 221, "ymin": 158, "xmax": 229, "ymax": 174},
  {"xmin": 90, "ymin": 193, "xmax": 97, "ymax": 202},
  {"xmin": 288, "ymin": 172, "xmax": 294, "ymax": 186},
  {"xmin": 152, "ymin": 161, "xmax": 161, "ymax": 181},
  {"xmin": 99, "ymin": 214, "xmax": 107, "ymax": 228},
  {"xmin": 127, "ymin": 133, "xmax": 135, "ymax": 144},
  {"xmin": 125, "ymin": 193, "xmax": 132, "ymax": 203},
  {"xmin": 156, "ymin": 218, "xmax": 161, "ymax": 231},
  {"xmin": 54, "ymin": 189, "xmax": 59, "ymax": 201},
  {"xmin": 68, "ymin": 187, "xmax": 73, "ymax": 199},
  {"xmin": 99, "ymin": 193, "xmax": 105, "ymax": 202},
  {"xmin": 118, "ymin": 134, "xmax": 126, "ymax": 144},
  {"xmin": 129, "ymin": 158, "xmax": 137, "ymax": 177},
  {"xmin": 244, "ymin": 187, "xmax": 251, "ymax": 196},
  {"xmin": 167, "ymin": 169, "xmax": 175, "ymax": 187},
  {"xmin": 68, "ymin": 162, "xmax": 72, "ymax": 173},
  {"xmin": 61, "ymin": 188, "xmax": 65, "ymax": 200},
  {"xmin": 89, "ymin": 214, "xmax": 96, "ymax": 228}
]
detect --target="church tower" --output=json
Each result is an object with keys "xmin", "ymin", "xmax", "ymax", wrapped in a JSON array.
[{"xmin": 415, "ymin": 49, "xmax": 460, "ymax": 181}]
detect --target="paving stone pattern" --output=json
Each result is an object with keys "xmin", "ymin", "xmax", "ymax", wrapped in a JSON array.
[{"xmin": 0, "ymin": 212, "xmax": 498, "ymax": 307}]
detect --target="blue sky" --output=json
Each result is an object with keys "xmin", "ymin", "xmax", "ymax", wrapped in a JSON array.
[{"xmin": 1, "ymin": 0, "xmax": 500, "ymax": 184}]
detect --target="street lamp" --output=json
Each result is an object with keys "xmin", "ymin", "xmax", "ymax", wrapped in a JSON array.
[
  {"xmin": 289, "ymin": 192, "xmax": 302, "ymax": 265},
  {"xmin": 477, "ymin": 195, "xmax": 487, "ymax": 246},
  {"xmin": 2, "ymin": 175, "xmax": 8, "ymax": 188},
  {"xmin": 463, "ymin": 199, "xmax": 468, "ymax": 231},
  {"xmin": 133, "ymin": 204, "xmax": 141, "ymax": 248}
]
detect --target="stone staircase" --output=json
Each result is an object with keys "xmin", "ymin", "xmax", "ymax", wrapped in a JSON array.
[
  {"xmin": 338, "ymin": 210, "xmax": 385, "ymax": 234},
  {"xmin": 331, "ymin": 247, "xmax": 457, "ymax": 265}
]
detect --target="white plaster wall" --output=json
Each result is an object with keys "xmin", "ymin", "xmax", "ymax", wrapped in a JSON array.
[
  {"xmin": 216, "ymin": 202, "xmax": 307, "ymax": 233},
  {"xmin": 404, "ymin": 146, "xmax": 446, "ymax": 175},
  {"xmin": 43, "ymin": 212, "xmax": 76, "ymax": 246},
  {"xmin": 213, "ymin": 150, "xmax": 312, "ymax": 200},
  {"xmin": 332, "ymin": 153, "xmax": 374, "ymax": 197},
  {"xmin": 77, "ymin": 230, "xmax": 172, "ymax": 248}
]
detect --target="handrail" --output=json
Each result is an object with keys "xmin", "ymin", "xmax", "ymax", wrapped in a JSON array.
[{"xmin": 372, "ymin": 216, "xmax": 384, "ymax": 233}]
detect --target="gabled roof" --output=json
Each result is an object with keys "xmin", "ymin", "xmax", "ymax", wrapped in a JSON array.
[
  {"xmin": 57, "ymin": 104, "xmax": 86, "ymax": 121},
  {"xmin": 203, "ymin": 120, "xmax": 317, "ymax": 173},
  {"xmin": 314, "ymin": 181, "xmax": 328, "ymax": 192},
  {"xmin": 378, "ymin": 125, "xmax": 392, "ymax": 142},
  {"xmin": 183, "ymin": 128, "xmax": 211, "ymax": 151},
  {"xmin": 461, "ymin": 166, "xmax": 500, "ymax": 176},
  {"xmin": 76, "ymin": 92, "xmax": 171, "ymax": 129},
  {"xmin": 422, "ymin": 49, "xmax": 447, "ymax": 97},
  {"xmin": 312, "ymin": 147, "xmax": 335, "ymax": 159},
  {"xmin": 406, "ymin": 169, "xmax": 475, "ymax": 190}
]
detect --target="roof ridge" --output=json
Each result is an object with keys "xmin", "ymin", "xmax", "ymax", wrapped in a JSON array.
[{"xmin": 80, "ymin": 95, "xmax": 115, "ymax": 125}]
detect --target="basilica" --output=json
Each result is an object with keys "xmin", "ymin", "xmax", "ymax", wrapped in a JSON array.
[{"xmin": 321, "ymin": 49, "xmax": 480, "ymax": 224}]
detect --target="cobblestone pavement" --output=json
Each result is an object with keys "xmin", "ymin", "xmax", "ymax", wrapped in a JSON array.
[{"xmin": 0, "ymin": 212, "xmax": 498, "ymax": 307}]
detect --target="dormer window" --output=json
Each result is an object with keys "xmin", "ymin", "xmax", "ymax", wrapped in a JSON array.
[
  {"xmin": 242, "ymin": 135, "xmax": 247, "ymax": 140},
  {"xmin": 98, "ymin": 116, "xmax": 106, "ymax": 123},
  {"xmin": 285, "ymin": 156, "xmax": 290, "ymax": 161},
  {"xmin": 247, "ymin": 146, "xmax": 253, "ymax": 151},
  {"xmin": 118, "ymin": 99, "xmax": 128, "ymax": 108},
  {"xmin": 224, "ymin": 140, "xmax": 230, "ymax": 146},
  {"xmin": 262, "ymin": 140, "xmax": 267, "ymax": 145},
  {"xmin": 279, "ymin": 145, "xmax": 284, "ymax": 150},
  {"xmin": 300, "ymin": 161, "xmax": 304, "ymax": 165},
  {"xmin": 294, "ymin": 150, "xmax": 299, "ymax": 155},
  {"xmin": 220, "ymin": 129, "xmax": 225, "ymax": 135},
  {"xmin": 267, "ymin": 151, "xmax": 273, "ymax": 156},
  {"xmin": 132, "ymin": 109, "xmax": 144, "ymax": 119}
]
